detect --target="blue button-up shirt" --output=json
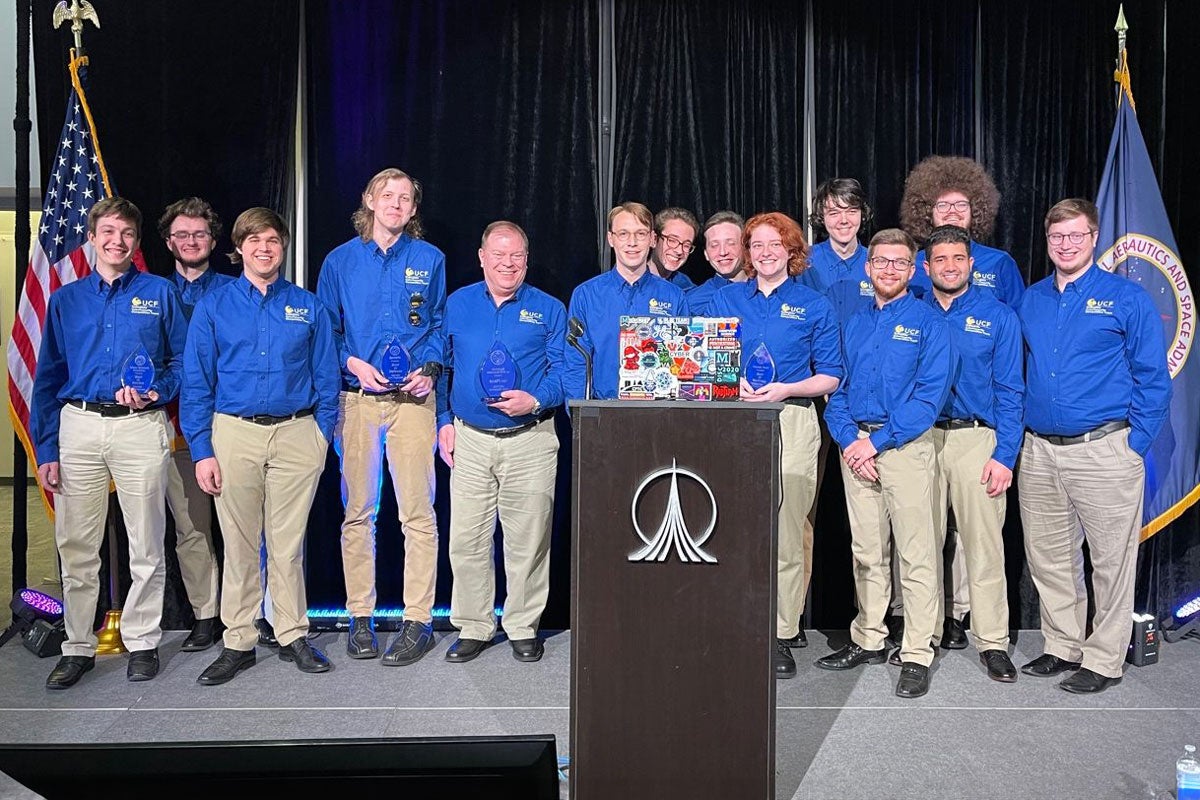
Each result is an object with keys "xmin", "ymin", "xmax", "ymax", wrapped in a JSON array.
[
  {"xmin": 824, "ymin": 291, "xmax": 952, "ymax": 452},
  {"xmin": 825, "ymin": 276, "xmax": 876, "ymax": 327},
  {"xmin": 31, "ymin": 269, "xmax": 188, "ymax": 465},
  {"xmin": 436, "ymin": 281, "xmax": 567, "ymax": 429},
  {"xmin": 660, "ymin": 268, "xmax": 696, "ymax": 291},
  {"xmin": 1018, "ymin": 264, "xmax": 1170, "ymax": 456},
  {"xmin": 688, "ymin": 273, "xmax": 740, "ymax": 317},
  {"xmin": 912, "ymin": 241, "xmax": 1025, "ymax": 306},
  {"xmin": 182, "ymin": 276, "xmax": 341, "ymax": 461},
  {"xmin": 565, "ymin": 268, "xmax": 690, "ymax": 399},
  {"xmin": 927, "ymin": 286, "xmax": 1025, "ymax": 468},
  {"xmin": 708, "ymin": 277, "xmax": 843, "ymax": 386},
  {"xmin": 801, "ymin": 239, "xmax": 868, "ymax": 295},
  {"xmin": 173, "ymin": 268, "xmax": 235, "ymax": 319},
  {"xmin": 315, "ymin": 235, "xmax": 446, "ymax": 387}
]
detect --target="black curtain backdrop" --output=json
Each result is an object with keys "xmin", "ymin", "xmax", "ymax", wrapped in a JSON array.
[
  {"xmin": 611, "ymin": 0, "xmax": 807, "ymax": 284},
  {"xmin": 304, "ymin": 0, "xmax": 598, "ymax": 628},
  {"xmin": 31, "ymin": 1, "xmax": 299, "ymax": 629}
]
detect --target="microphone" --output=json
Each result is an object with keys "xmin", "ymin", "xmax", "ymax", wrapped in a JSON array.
[{"xmin": 566, "ymin": 317, "xmax": 593, "ymax": 400}]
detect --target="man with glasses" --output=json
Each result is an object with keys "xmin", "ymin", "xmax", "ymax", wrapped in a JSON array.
[
  {"xmin": 648, "ymin": 207, "xmax": 699, "ymax": 290},
  {"xmin": 1016, "ymin": 199, "xmax": 1170, "ymax": 694},
  {"xmin": 688, "ymin": 210, "xmax": 748, "ymax": 316},
  {"xmin": 316, "ymin": 167, "xmax": 446, "ymax": 666},
  {"xmin": 923, "ymin": 225, "xmax": 1023, "ymax": 683},
  {"xmin": 436, "ymin": 221, "xmax": 565, "ymax": 665},
  {"xmin": 819, "ymin": 229, "xmax": 950, "ymax": 699},
  {"xmin": 158, "ymin": 197, "xmax": 233, "ymax": 652},
  {"xmin": 565, "ymin": 202, "xmax": 690, "ymax": 400}
]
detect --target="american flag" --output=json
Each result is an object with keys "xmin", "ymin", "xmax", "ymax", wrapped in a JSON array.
[{"xmin": 6, "ymin": 54, "xmax": 138, "ymax": 511}]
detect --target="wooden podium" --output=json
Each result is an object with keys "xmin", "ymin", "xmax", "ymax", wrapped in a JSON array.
[{"xmin": 569, "ymin": 400, "xmax": 782, "ymax": 799}]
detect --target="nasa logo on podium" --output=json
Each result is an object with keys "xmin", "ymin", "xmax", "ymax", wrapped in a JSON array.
[{"xmin": 628, "ymin": 459, "xmax": 718, "ymax": 564}]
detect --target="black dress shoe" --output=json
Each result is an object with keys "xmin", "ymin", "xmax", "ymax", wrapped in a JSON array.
[
  {"xmin": 382, "ymin": 620, "xmax": 435, "ymax": 666},
  {"xmin": 980, "ymin": 649, "xmax": 1018, "ymax": 683},
  {"xmin": 255, "ymin": 618, "xmax": 279, "ymax": 649},
  {"xmin": 885, "ymin": 615, "xmax": 905, "ymax": 647},
  {"xmin": 346, "ymin": 616, "xmax": 379, "ymax": 659},
  {"xmin": 127, "ymin": 649, "xmax": 160, "ymax": 682},
  {"xmin": 181, "ymin": 617, "xmax": 220, "ymax": 652},
  {"xmin": 774, "ymin": 640, "xmax": 797, "ymax": 679},
  {"xmin": 279, "ymin": 639, "xmax": 332, "ymax": 673},
  {"xmin": 510, "ymin": 637, "xmax": 545, "ymax": 663},
  {"xmin": 445, "ymin": 637, "xmax": 489, "ymax": 663},
  {"xmin": 46, "ymin": 655, "xmax": 94, "ymax": 690},
  {"xmin": 1020, "ymin": 653, "xmax": 1082, "ymax": 677},
  {"xmin": 780, "ymin": 630, "xmax": 808, "ymax": 648},
  {"xmin": 1059, "ymin": 667, "xmax": 1121, "ymax": 694},
  {"xmin": 942, "ymin": 617, "xmax": 968, "ymax": 650},
  {"xmin": 895, "ymin": 662, "xmax": 930, "ymax": 698},
  {"xmin": 197, "ymin": 648, "xmax": 256, "ymax": 685},
  {"xmin": 815, "ymin": 643, "xmax": 887, "ymax": 671}
]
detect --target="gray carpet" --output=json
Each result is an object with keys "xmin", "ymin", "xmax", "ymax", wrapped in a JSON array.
[{"xmin": 0, "ymin": 628, "xmax": 1196, "ymax": 799}]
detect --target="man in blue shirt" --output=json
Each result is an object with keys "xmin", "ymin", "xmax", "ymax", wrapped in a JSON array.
[
  {"xmin": 435, "ymin": 221, "xmax": 566, "ymax": 665},
  {"xmin": 33, "ymin": 197, "xmax": 187, "ymax": 689},
  {"xmin": 687, "ymin": 210, "xmax": 748, "ymax": 316},
  {"xmin": 923, "ymin": 225, "xmax": 1024, "ymax": 683},
  {"xmin": 316, "ymin": 167, "xmax": 445, "ymax": 666},
  {"xmin": 1017, "ymin": 199, "xmax": 1170, "ymax": 694},
  {"xmin": 565, "ymin": 202, "xmax": 690, "ymax": 399},
  {"xmin": 648, "ymin": 207, "xmax": 699, "ymax": 290},
  {"xmin": 900, "ymin": 156, "xmax": 1025, "ymax": 308},
  {"xmin": 709, "ymin": 211, "xmax": 842, "ymax": 680},
  {"xmin": 802, "ymin": 178, "xmax": 872, "ymax": 296},
  {"xmin": 158, "ymin": 197, "xmax": 234, "ymax": 653},
  {"xmin": 819, "ymin": 229, "xmax": 951, "ymax": 699},
  {"xmin": 184, "ymin": 208, "xmax": 340, "ymax": 685}
]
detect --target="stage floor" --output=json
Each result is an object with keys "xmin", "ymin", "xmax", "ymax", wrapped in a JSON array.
[{"xmin": 0, "ymin": 628, "xmax": 1196, "ymax": 799}]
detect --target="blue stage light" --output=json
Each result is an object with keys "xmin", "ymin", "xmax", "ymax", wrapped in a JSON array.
[{"xmin": 1162, "ymin": 593, "xmax": 1200, "ymax": 643}]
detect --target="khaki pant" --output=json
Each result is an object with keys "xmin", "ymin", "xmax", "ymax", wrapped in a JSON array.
[
  {"xmin": 212, "ymin": 414, "xmax": 327, "ymax": 650},
  {"xmin": 54, "ymin": 405, "xmax": 171, "ymax": 656},
  {"xmin": 777, "ymin": 403, "xmax": 821, "ymax": 639},
  {"xmin": 842, "ymin": 429, "xmax": 940, "ymax": 665},
  {"xmin": 931, "ymin": 426, "xmax": 1009, "ymax": 650},
  {"xmin": 165, "ymin": 442, "xmax": 219, "ymax": 618},
  {"xmin": 1018, "ymin": 428, "xmax": 1143, "ymax": 678},
  {"xmin": 449, "ymin": 418, "xmax": 558, "ymax": 641},
  {"xmin": 336, "ymin": 390, "xmax": 438, "ymax": 622}
]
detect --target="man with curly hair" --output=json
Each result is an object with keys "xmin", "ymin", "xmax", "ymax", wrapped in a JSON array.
[
  {"xmin": 648, "ymin": 206, "xmax": 700, "ymax": 290},
  {"xmin": 899, "ymin": 156, "xmax": 1025, "ymax": 308}
]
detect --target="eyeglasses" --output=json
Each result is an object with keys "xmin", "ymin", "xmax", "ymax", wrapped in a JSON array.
[
  {"xmin": 661, "ymin": 234, "xmax": 694, "ymax": 254},
  {"xmin": 170, "ymin": 231, "xmax": 211, "ymax": 242},
  {"xmin": 868, "ymin": 257, "xmax": 913, "ymax": 271},
  {"xmin": 933, "ymin": 200, "xmax": 970, "ymax": 213},
  {"xmin": 612, "ymin": 229, "xmax": 651, "ymax": 243},
  {"xmin": 1047, "ymin": 230, "xmax": 1096, "ymax": 246}
]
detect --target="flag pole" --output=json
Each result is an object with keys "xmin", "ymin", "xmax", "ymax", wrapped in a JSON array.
[
  {"xmin": 1114, "ymin": 4, "xmax": 1129, "ymax": 106},
  {"xmin": 11, "ymin": 0, "xmax": 33, "ymax": 596}
]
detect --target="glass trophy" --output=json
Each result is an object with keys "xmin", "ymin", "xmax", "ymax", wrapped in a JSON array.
[
  {"xmin": 480, "ymin": 340, "xmax": 519, "ymax": 404},
  {"xmin": 744, "ymin": 342, "xmax": 776, "ymax": 391},
  {"xmin": 121, "ymin": 345, "xmax": 155, "ymax": 394},
  {"xmin": 379, "ymin": 335, "xmax": 413, "ymax": 386}
]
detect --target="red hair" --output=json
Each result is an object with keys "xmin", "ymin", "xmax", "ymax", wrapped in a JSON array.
[{"xmin": 742, "ymin": 212, "xmax": 810, "ymax": 278}]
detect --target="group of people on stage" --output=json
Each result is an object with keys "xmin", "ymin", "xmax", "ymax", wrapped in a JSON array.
[{"xmin": 31, "ymin": 157, "xmax": 1170, "ymax": 700}]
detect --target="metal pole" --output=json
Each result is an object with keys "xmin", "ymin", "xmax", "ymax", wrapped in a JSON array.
[{"xmin": 12, "ymin": 0, "xmax": 33, "ymax": 595}]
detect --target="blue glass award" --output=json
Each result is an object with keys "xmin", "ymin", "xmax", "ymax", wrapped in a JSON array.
[
  {"xmin": 121, "ymin": 345, "xmax": 155, "ymax": 394},
  {"xmin": 380, "ymin": 335, "xmax": 413, "ymax": 386},
  {"xmin": 480, "ymin": 340, "xmax": 519, "ymax": 403},
  {"xmin": 744, "ymin": 342, "xmax": 776, "ymax": 391}
]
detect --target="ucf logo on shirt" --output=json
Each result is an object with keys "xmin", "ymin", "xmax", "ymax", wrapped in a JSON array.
[
  {"xmin": 780, "ymin": 302, "xmax": 807, "ymax": 321},
  {"xmin": 647, "ymin": 297, "xmax": 674, "ymax": 316},
  {"xmin": 130, "ymin": 296, "xmax": 161, "ymax": 316},
  {"xmin": 284, "ymin": 304, "xmax": 313, "ymax": 324},
  {"xmin": 964, "ymin": 315, "xmax": 993, "ymax": 336},
  {"xmin": 1085, "ymin": 297, "xmax": 1116, "ymax": 315},
  {"xmin": 858, "ymin": 280, "xmax": 873, "ymax": 297},
  {"xmin": 404, "ymin": 266, "xmax": 432, "ymax": 288},
  {"xmin": 519, "ymin": 308, "xmax": 544, "ymax": 325},
  {"xmin": 892, "ymin": 323, "xmax": 921, "ymax": 344},
  {"xmin": 972, "ymin": 270, "xmax": 997, "ymax": 289}
]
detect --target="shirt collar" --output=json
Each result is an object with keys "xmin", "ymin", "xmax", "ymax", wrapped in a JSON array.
[
  {"xmin": 1058, "ymin": 263, "xmax": 1100, "ymax": 294},
  {"xmin": 363, "ymin": 233, "xmax": 411, "ymax": 261},
  {"xmin": 90, "ymin": 267, "xmax": 139, "ymax": 294},
  {"xmin": 235, "ymin": 273, "xmax": 285, "ymax": 298}
]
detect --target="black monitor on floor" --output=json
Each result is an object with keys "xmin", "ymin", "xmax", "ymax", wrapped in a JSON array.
[{"xmin": 0, "ymin": 735, "xmax": 559, "ymax": 799}]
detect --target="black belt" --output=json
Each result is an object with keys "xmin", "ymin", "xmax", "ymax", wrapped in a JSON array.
[
  {"xmin": 348, "ymin": 386, "xmax": 422, "ymax": 402},
  {"xmin": 239, "ymin": 408, "xmax": 315, "ymax": 426},
  {"xmin": 460, "ymin": 409, "xmax": 554, "ymax": 439},
  {"xmin": 1029, "ymin": 420, "xmax": 1129, "ymax": 446},
  {"xmin": 783, "ymin": 398, "xmax": 813, "ymax": 408},
  {"xmin": 935, "ymin": 418, "xmax": 991, "ymax": 431},
  {"xmin": 67, "ymin": 400, "xmax": 158, "ymax": 418},
  {"xmin": 857, "ymin": 421, "xmax": 885, "ymax": 433}
]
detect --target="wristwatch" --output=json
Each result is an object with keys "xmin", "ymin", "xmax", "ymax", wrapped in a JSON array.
[{"xmin": 531, "ymin": 398, "xmax": 542, "ymax": 415}]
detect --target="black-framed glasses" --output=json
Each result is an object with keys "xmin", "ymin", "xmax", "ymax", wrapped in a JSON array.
[
  {"xmin": 661, "ymin": 233, "xmax": 694, "ymax": 254},
  {"xmin": 1047, "ymin": 230, "xmax": 1096, "ymax": 246},
  {"xmin": 868, "ymin": 256, "xmax": 913, "ymax": 271},
  {"xmin": 169, "ymin": 231, "xmax": 211, "ymax": 242},
  {"xmin": 933, "ymin": 200, "xmax": 970, "ymax": 213}
]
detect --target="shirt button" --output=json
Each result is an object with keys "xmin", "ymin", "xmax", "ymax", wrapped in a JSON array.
[{"xmin": 260, "ymin": 351, "xmax": 266, "ymax": 356}]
